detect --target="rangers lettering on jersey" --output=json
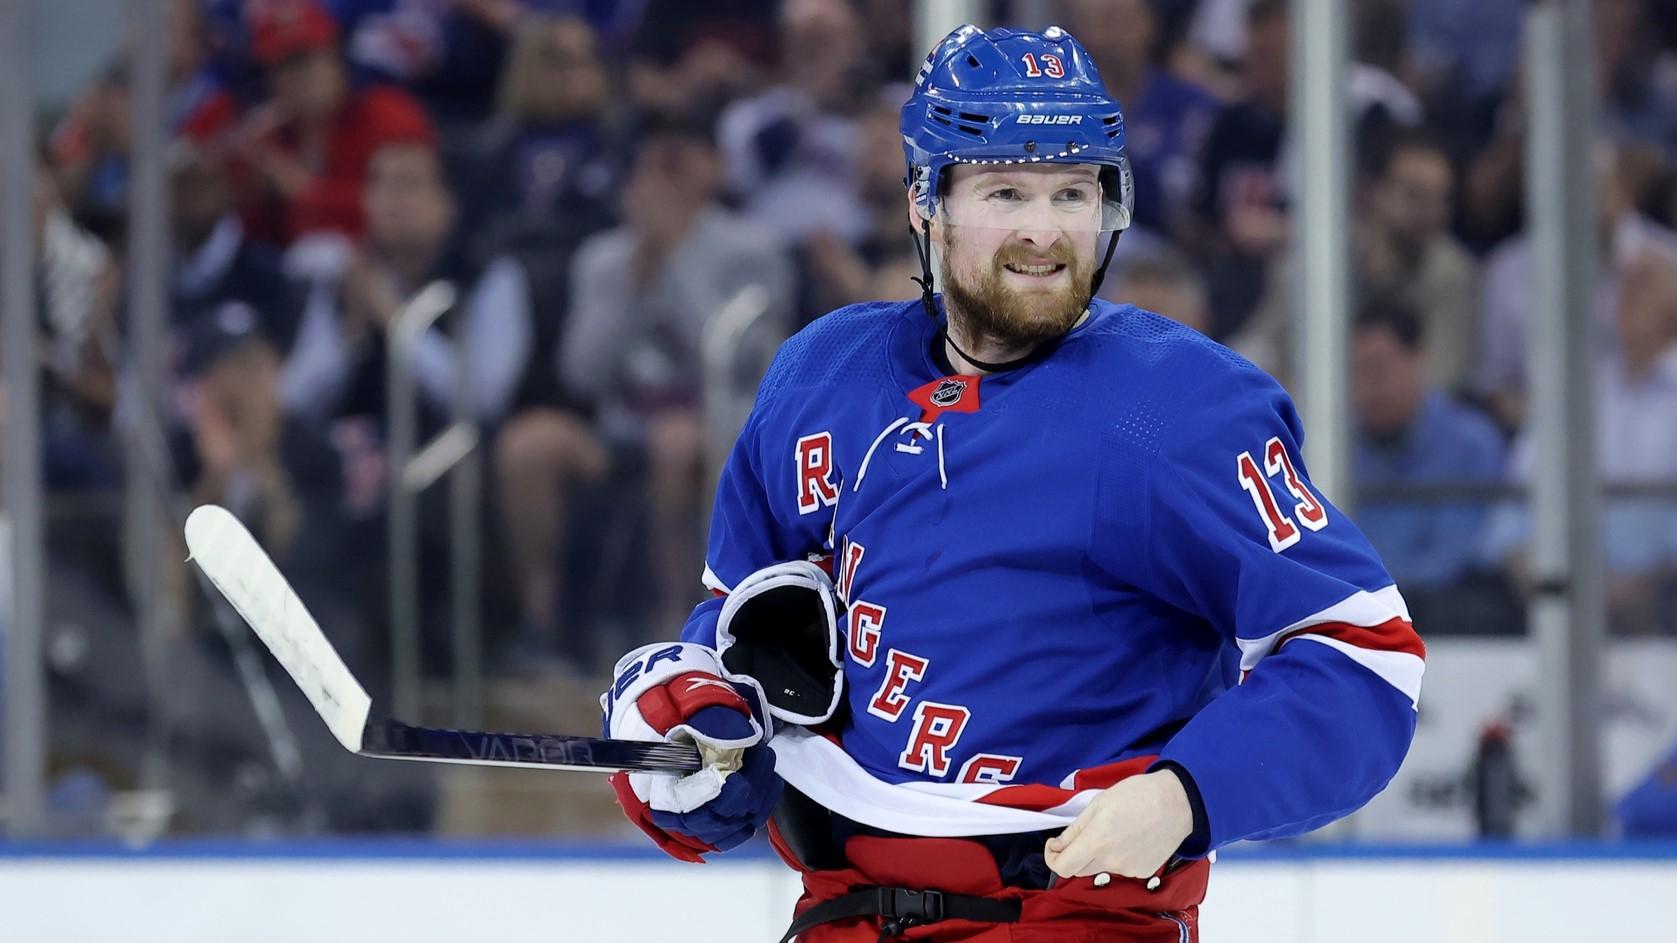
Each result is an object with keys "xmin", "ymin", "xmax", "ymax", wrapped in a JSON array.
[{"xmin": 795, "ymin": 432, "xmax": 839, "ymax": 515}]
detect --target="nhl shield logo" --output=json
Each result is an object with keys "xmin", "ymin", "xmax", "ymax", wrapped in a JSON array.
[{"xmin": 930, "ymin": 378, "xmax": 968, "ymax": 408}]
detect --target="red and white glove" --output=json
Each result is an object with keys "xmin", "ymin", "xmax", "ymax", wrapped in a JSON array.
[{"xmin": 600, "ymin": 642, "xmax": 780, "ymax": 862}]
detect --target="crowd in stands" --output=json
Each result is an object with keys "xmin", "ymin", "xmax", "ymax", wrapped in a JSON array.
[{"xmin": 10, "ymin": 0, "xmax": 1677, "ymax": 833}]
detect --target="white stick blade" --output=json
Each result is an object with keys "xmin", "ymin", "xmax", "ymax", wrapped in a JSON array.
[{"xmin": 184, "ymin": 504, "xmax": 371, "ymax": 752}]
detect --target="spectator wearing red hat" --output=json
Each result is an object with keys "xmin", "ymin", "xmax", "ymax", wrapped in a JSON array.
[{"xmin": 234, "ymin": 0, "xmax": 435, "ymax": 246}]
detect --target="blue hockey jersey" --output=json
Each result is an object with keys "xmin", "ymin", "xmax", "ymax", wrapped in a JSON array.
[{"xmin": 680, "ymin": 297, "xmax": 1424, "ymax": 854}]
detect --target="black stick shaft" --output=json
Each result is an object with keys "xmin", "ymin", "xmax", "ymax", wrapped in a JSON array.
[{"xmin": 357, "ymin": 718, "xmax": 704, "ymax": 774}]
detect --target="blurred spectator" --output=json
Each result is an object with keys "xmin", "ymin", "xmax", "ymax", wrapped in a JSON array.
[
  {"xmin": 1107, "ymin": 248, "xmax": 1212, "ymax": 335},
  {"xmin": 1596, "ymin": 0, "xmax": 1677, "ymax": 158},
  {"xmin": 282, "ymin": 142, "xmax": 535, "ymax": 434},
  {"xmin": 1192, "ymin": 0, "xmax": 1422, "ymax": 339},
  {"xmin": 1180, "ymin": 0, "xmax": 1248, "ymax": 94},
  {"xmin": 452, "ymin": 14, "xmax": 622, "ymax": 262},
  {"xmin": 1461, "ymin": 0, "xmax": 1677, "ymax": 253},
  {"xmin": 717, "ymin": 0, "xmax": 874, "ymax": 245},
  {"xmin": 1239, "ymin": 129, "xmax": 1478, "ymax": 393},
  {"xmin": 560, "ymin": 115, "xmax": 793, "ymax": 634},
  {"xmin": 856, "ymin": 0, "xmax": 916, "ymax": 80},
  {"xmin": 463, "ymin": 15, "xmax": 624, "ymax": 666},
  {"xmin": 232, "ymin": 0, "xmax": 434, "ymax": 246},
  {"xmin": 48, "ymin": 69, "xmax": 135, "ymax": 246},
  {"xmin": 1350, "ymin": 299, "xmax": 1505, "ymax": 592},
  {"xmin": 1407, "ymin": 0, "xmax": 1523, "ymax": 106},
  {"xmin": 1408, "ymin": 0, "xmax": 1522, "ymax": 250},
  {"xmin": 1056, "ymin": 0, "xmax": 1221, "ymax": 239},
  {"xmin": 1485, "ymin": 250, "xmax": 1677, "ymax": 636},
  {"xmin": 628, "ymin": 0, "xmax": 778, "ymax": 119},
  {"xmin": 31, "ymin": 155, "xmax": 123, "ymax": 491},
  {"xmin": 1459, "ymin": 124, "xmax": 1526, "ymax": 255},
  {"xmin": 1476, "ymin": 145, "xmax": 1677, "ymax": 431},
  {"xmin": 528, "ymin": 0, "xmax": 651, "ymax": 51},
  {"xmin": 1190, "ymin": 0, "xmax": 1290, "ymax": 337},
  {"xmin": 48, "ymin": 0, "xmax": 236, "ymax": 246},
  {"xmin": 492, "ymin": 403, "xmax": 607, "ymax": 669},
  {"xmin": 328, "ymin": 0, "xmax": 631, "ymax": 130},
  {"xmin": 800, "ymin": 86, "xmax": 917, "ymax": 315},
  {"xmin": 172, "ymin": 301, "xmax": 342, "ymax": 567},
  {"xmin": 1355, "ymin": 131, "xmax": 1480, "ymax": 392},
  {"xmin": 171, "ymin": 142, "xmax": 303, "ymax": 358}
]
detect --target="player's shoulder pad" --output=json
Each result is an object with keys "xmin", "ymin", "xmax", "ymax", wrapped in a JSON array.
[{"xmin": 756, "ymin": 300, "xmax": 917, "ymax": 406}]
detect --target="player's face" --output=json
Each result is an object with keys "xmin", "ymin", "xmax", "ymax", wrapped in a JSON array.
[{"xmin": 931, "ymin": 164, "xmax": 1104, "ymax": 346}]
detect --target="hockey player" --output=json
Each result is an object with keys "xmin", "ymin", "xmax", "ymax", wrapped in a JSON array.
[{"xmin": 601, "ymin": 24, "xmax": 1424, "ymax": 942}]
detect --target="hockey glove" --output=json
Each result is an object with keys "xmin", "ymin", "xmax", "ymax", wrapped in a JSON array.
[
  {"xmin": 601, "ymin": 642, "xmax": 782, "ymax": 862},
  {"xmin": 716, "ymin": 560, "xmax": 846, "ymax": 725}
]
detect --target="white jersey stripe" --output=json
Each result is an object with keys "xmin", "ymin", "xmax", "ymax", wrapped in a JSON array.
[
  {"xmin": 1235, "ymin": 584, "xmax": 1412, "ymax": 670},
  {"xmin": 1286, "ymin": 635, "xmax": 1426, "ymax": 709},
  {"xmin": 770, "ymin": 728, "xmax": 1096, "ymax": 835}
]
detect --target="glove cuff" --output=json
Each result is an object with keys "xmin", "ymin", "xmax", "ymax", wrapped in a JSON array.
[{"xmin": 716, "ymin": 560, "xmax": 845, "ymax": 725}]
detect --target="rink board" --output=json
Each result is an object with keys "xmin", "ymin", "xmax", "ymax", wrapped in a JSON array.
[{"xmin": 3, "ymin": 842, "xmax": 1674, "ymax": 942}]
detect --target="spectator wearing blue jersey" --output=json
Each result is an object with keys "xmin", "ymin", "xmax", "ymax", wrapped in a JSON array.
[
  {"xmin": 329, "ymin": 0, "xmax": 551, "ymax": 129},
  {"xmin": 452, "ymin": 14, "xmax": 622, "ymax": 262},
  {"xmin": 1350, "ymin": 299, "xmax": 1505, "ymax": 591}
]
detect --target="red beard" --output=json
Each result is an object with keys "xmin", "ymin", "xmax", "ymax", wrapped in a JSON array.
[{"xmin": 940, "ymin": 232, "xmax": 1095, "ymax": 350}]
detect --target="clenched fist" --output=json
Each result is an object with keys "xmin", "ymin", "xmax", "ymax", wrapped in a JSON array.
[{"xmin": 1044, "ymin": 768, "xmax": 1195, "ymax": 880}]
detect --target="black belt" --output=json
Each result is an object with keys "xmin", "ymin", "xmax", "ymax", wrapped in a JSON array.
[{"xmin": 779, "ymin": 885, "xmax": 1022, "ymax": 942}]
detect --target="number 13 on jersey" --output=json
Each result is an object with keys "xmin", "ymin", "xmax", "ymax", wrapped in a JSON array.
[{"xmin": 1237, "ymin": 437, "xmax": 1328, "ymax": 552}]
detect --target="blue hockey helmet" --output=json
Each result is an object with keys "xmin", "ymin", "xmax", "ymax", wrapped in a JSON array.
[{"xmin": 900, "ymin": 24, "xmax": 1134, "ymax": 232}]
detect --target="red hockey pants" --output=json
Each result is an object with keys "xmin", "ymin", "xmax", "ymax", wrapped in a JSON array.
[{"xmin": 770, "ymin": 825, "xmax": 1208, "ymax": 942}]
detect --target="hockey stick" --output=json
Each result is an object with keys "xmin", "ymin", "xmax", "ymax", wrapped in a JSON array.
[{"xmin": 183, "ymin": 504, "xmax": 702, "ymax": 776}]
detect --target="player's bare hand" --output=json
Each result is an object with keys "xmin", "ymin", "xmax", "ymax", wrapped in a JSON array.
[{"xmin": 1044, "ymin": 769, "xmax": 1194, "ymax": 880}]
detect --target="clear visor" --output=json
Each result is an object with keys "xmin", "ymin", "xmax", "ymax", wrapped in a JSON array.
[{"xmin": 924, "ymin": 160, "xmax": 1133, "ymax": 234}]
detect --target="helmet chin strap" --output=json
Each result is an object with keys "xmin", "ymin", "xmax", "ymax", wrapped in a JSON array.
[
  {"xmin": 910, "ymin": 214, "xmax": 1123, "ymax": 374},
  {"xmin": 910, "ymin": 214, "xmax": 939, "ymax": 322}
]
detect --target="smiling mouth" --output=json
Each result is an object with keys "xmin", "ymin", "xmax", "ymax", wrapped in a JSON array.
[{"xmin": 1003, "ymin": 263, "xmax": 1067, "ymax": 277}]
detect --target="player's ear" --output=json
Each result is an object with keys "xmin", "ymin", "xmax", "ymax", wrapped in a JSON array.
[{"xmin": 905, "ymin": 184, "xmax": 941, "ymax": 244}]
